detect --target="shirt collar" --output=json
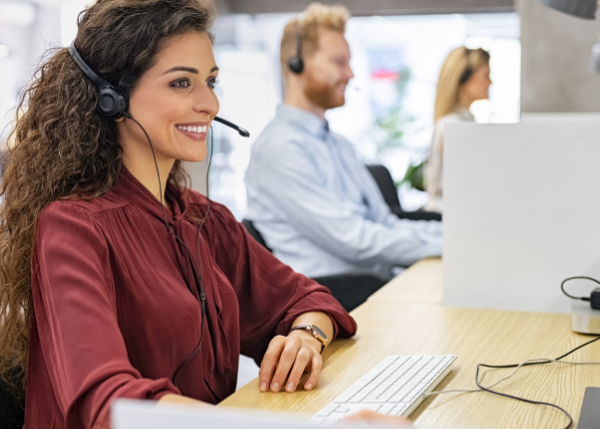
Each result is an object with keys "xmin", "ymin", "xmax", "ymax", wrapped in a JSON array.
[{"xmin": 277, "ymin": 104, "xmax": 329, "ymax": 140}]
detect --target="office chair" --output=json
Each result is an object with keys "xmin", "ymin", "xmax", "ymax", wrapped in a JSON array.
[
  {"xmin": 366, "ymin": 164, "xmax": 442, "ymax": 221},
  {"xmin": 241, "ymin": 219, "xmax": 271, "ymax": 252},
  {"xmin": 241, "ymin": 219, "xmax": 386, "ymax": 312},
  {"xmin": 0, "ymin": 377, "xmax": 24, "ymax": 429}
]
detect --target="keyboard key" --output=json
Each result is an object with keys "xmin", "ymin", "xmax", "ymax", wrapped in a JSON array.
[
  {"xmin": 316, "ymin": 404, "xmax": 340, "ymax": 417},
  {"xmin": 379, "ymin": 404, "xmax": 396, "ymax": 415}
]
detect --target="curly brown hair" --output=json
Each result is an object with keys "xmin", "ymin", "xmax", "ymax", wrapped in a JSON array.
[{"xmin": 0, "ymin": 0, "xmax": 217, "ymax": 395}]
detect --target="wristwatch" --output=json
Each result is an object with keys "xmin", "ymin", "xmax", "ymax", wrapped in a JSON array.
[{"xmin": 288, "ymin": 324, "xmax": 328, "ymax": 353}]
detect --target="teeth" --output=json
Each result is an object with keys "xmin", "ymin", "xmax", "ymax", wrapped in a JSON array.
[{"xmin": 177, "ymin": 125, "xmax": 207, "ymax": 134}]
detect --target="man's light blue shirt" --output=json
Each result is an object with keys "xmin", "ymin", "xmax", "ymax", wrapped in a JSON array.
[{"xmin": 245, "ymin": 105, "xmax": 442, "ymax": 280}]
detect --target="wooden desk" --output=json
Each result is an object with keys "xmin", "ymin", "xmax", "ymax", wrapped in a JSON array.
[
  {"xmin": 367, "ymin": 258, "xmax": 443, "ymax": 305},
  {"xmin": 220, "ymin": 259, "xmax": 600, "ymax": 428}
]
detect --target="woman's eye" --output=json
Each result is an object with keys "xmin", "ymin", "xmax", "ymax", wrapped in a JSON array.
[
  {"xmin": 207, "ymin": 78, "xmax": 219, "ymax": 89},
  {"xmin": 171, "ymin": 79, "xmax": 190, "ymax": 88}
]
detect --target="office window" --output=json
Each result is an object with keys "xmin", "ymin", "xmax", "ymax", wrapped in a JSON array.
[{"xmin": 211, "ymin": 12, "xmax": 520, "ymax": 217}]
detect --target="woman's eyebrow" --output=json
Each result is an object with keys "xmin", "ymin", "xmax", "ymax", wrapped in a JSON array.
[
  {"xmin": 163, "ymin": 66, "xmax": 219, "ymax": 75},
  {"xmin": 163, "ymin": 66, "xmax": 199, "ymax": 75}
]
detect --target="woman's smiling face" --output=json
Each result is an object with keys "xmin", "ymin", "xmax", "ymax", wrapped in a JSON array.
[{"xmin": 119, "ymin": 31, "xmax": 220, "ymax": 164}]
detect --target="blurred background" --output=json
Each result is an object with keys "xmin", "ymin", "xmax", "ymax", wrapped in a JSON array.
[{"xmin": 0, "ymin": 0, "xmax": 598, "ymax": 218}]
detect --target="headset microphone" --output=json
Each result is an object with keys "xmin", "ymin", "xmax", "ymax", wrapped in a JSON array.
[{"xmin": 213, "ymin": 116, "xmax": 250, "ymax": 137}]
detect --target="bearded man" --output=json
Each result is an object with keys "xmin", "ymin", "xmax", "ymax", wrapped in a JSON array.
[{"xmin": 245, "ymin": 2, "xmax": 442, "ymax": 281}]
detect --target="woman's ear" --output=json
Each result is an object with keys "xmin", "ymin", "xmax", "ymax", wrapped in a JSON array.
[{"xmin": 115, "ymin": 117, "xmax": 125, "ymax": 123}]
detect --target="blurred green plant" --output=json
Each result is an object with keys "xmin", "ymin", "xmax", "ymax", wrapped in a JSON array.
[
  {"xmin": 400, "ymin": 160, "xmax": 425, "ymax": 192},
  {"xmin": 371, "ymin": 66, "xmax": 426, "ymax": 192},
  {"xmin": 373, "ymin": 66, "xmax": 414, "ymax": 157}
]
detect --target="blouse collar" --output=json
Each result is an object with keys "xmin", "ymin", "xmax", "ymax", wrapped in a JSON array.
[{"xmin": 113, "ymin": 166, "xmax": 187, "ymax": 225}]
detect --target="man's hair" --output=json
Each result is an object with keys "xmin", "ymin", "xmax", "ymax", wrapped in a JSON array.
[{"xmin": 280, "ymin": 2, "xmax": 350, "ymax": 75}]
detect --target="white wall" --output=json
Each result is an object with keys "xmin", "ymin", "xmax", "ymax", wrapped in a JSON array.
[{"xmin": 519, "ymin": 0, "xmax": 600, "ymax": 112}]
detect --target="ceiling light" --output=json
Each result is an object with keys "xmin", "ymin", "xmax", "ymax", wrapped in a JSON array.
[{"xmin": 0, "ymin": 45, "xmax": 10, "ymax": 58}]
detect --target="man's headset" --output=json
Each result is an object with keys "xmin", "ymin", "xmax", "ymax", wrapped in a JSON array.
[
  {"xmin": 68, "ymin": 41, "xmax": 250, "ymax": 136},
  {"xmin": 288, "ymin": 21, "xmax": 304, "ymax": 75}
]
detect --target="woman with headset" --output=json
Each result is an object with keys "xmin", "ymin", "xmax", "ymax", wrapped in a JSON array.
[
  {"xmin": 424, "ymin": 47, "xmax": 492, "ymax": 213},
  {"xmin": 0, "ymin": 1, "xmax": 362, "ymax": 428}
]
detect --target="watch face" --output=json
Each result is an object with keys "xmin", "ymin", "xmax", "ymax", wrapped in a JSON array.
[{"xmin": 312, "ymin": 325, "xmax": 327, "ymax": 341}]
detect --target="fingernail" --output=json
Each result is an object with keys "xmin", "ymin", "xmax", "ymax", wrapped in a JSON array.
[
  {"xmin": 272, "ymin": 382, "xmax": 280, "ymax": 392},
  {"xmin": 305, "ymin": 382, "xmax": 312, "ymax": 390},
  {"xmin": 260, "ymin": 383, "xmax": 267, "ymax": 392},
  {"xmin": 287, "ymin": 382, "xmax": 295, "ymax": 392}
]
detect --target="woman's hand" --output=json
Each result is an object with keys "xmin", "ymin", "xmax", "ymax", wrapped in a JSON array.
[
  {"xmin": 342, "ymin": 410, "xmax": 413, "ymax": 427},
  {"xmin": 259, "ymin": 330, "xmax": 323, "ymax": 393}
]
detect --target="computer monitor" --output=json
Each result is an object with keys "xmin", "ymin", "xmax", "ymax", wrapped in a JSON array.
[{"xmin": 443, "ymin": 117, "xmax": 600, "ymax": 313}]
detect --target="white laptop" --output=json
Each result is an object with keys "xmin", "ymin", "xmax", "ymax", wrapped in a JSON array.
[
  {"xmin": 111, "ymin": 399, "xmax": 406, "ymax": 429},
  {"xmin": 443, "ymin": 116, "xmax": 600, "ymax": 313}
]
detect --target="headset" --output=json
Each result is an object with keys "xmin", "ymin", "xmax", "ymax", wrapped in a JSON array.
[
  {"xmin": 68, "ymin": 41, "xmax": 250, "ymax": 137},
  {"xmin": 68, "ymin": 41, "xmax": 248, "ymax": 394},
  {"xmin": 69, "ymin": 42, "xmax": 128, "ymax": 120},
  {"xmin": 288, "ymin": 21, "xmax": 304, "ymax": 74},
  {"xmin": 459, "ymin": 48, "xmax": 473, "ymax": 84}
]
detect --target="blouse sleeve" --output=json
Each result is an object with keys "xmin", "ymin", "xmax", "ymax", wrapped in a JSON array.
[
  {"xmin": 32, "ymin": 202, "xmax": 180, "ymax": 429},
  {"xmin": 206, "ymin": 202, "xmax": 357, "ymax": 365}
]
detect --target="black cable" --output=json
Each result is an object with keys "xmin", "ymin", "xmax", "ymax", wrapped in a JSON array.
[
  {"xmin": 124, "ymin": 112, "xmax": 213, "ymax": 390},
  {"xmin": 474, "ymin": 335, "xmax": 600, "ymax": 429},
  {"xmin": 171, "ymin": 126, "xmax": 214, "ymax": 389},
  {"xmin": 475, "ymin": 364, "xmax": 573, "ymax": 429},
  {"xmin": 560, "ymin": 276, "xmax": 600, "ymax": 302}
]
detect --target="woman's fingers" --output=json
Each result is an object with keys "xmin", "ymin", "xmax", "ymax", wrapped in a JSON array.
[
  {"xmin": 284, "ymin": 345, "xmax": 312, "ymax": 392},
  {"xmin": 303, "ymin": 353, "xmax": 322, "ymax": 391},
  {"xmin": 269, "ymin": 335, "xmax": 303, "ymax": 392},
  {"xmin": 259, "ymin": 334, "xmax": 323, "ymax": 393},
  {"xmin": 258, "ymin": 336, "xmax": 286, "ymax": 392}
]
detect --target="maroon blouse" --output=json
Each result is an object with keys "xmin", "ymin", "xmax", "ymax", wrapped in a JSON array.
[{"xmin": 24, "ymin": 168, "xmax": 357, "ymax": 429}]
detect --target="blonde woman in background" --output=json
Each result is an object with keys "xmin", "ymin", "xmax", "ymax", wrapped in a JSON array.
[{"xmin": 424, "ymin": 47, "xmax": 491, "ymax": 213}]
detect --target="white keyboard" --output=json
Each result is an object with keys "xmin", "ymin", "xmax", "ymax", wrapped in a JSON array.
[{"xmin": 310, "ymin": 355, "xmax": 456, "ymax": 425}]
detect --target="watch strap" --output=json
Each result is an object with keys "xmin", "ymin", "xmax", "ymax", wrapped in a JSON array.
[{"xmin": 288, "ymin": 325, "xmax": 327, "ymax": 353}]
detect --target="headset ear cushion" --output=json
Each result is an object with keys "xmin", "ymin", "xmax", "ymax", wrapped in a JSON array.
[
  {"xmin": 288, "ymin": 56, "xmax": 304, "ymax": 74},
  {"xmin": 97, "ymin": 87, "xmax": 127, "ymax": 120},
  {"xmin": 459, "ymin": 69, "xmax": 472, "ymax": 84}
]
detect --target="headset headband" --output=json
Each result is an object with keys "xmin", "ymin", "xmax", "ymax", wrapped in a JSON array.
[
  {"xmin": 69, "ymin": 41, "xmax": 128, "ymax": 120},
  {"xmin": 69, "ymin": 42, "xmax": 113, "ymax": 90},
  {"xmin": 459, "ymin": 48, "xmax": 473, "ymax": 84},
  {"xmin": 288, "ymin": 20, "xmax": 304, "ymax": 74}
]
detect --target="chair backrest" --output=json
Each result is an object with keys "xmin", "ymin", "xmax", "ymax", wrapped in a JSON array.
[
  {"xmin": 241, "ymin": 219, "xmax": 272, "ymax": 253},
  {"xmin": 366, "ymin": 164, "xmax": 402, "ymax": 210},
  {"xmin": 0, "ymin": 378, "xmax": 24, "ymax": 429}
]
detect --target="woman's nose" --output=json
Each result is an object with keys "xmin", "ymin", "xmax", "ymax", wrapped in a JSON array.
[{"xmin": 194, "ymin": 87, "xmax": 220, "ymax": 119}]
